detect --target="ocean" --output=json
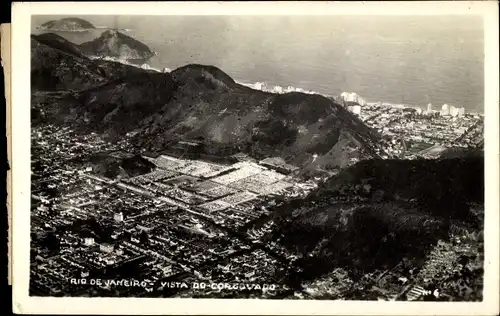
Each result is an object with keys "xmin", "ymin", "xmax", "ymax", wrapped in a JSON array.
[{"xmin": 31, "ymin": 15, "xmax": 485, "ymax": 113}]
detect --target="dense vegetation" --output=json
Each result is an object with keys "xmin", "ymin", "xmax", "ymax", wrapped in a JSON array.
[
  {"xmin": 314, "ymin": 157, "xmax": 483, "ymax": 221},
  {"xmin": 268, "ymin": 156, "xmax": 484, "ymax": 297}
]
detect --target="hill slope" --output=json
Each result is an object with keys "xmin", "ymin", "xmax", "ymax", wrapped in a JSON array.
[
  {"xmin": 32, "ymin": 37, "xmax": 383, "ymax": 171},
  {"xmin": 268, "ymin": 156, "xmax": 483, "ymax": 283},
  {"xmin": 31, "ymin": 34, "xmax": 152, "ymax": 91},
  {"xmin": 128, "ymin": 64, "xmax": 382, "ymax": 170},
  {"xmin": 311, "ymin": 156, "xmax": 483, "ymax": 220},
  {"xmin": 79, "ymin": 30, "xmax": 155, "ymax": 60}
]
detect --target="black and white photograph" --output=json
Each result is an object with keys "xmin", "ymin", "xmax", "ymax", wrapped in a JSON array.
[{"xmin": 10, "ymin": 1, "xmax": 499, "ymax": 315}]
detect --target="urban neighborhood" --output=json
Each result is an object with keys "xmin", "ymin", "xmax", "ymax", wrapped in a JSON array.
[{"xmin": 30, "ymin": 93, "xmax": 483, "ymax": 299}]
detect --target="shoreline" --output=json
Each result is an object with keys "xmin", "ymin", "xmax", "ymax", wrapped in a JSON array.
[
  {"xmin": 35, "ymin": 26, "xmax": 130, "ymax": 33},
  {"xmin": 32, "ymin": 28, "xmax": 483, "ymax": 115},
  {"xmin": 89, "ymin": 55, "xmax": 484, "ymax": 116}
]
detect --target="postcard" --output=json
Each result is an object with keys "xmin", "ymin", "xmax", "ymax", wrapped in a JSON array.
[{"xmin": 9, "ymin": 1, "xmax": 499, "ymax": 315}]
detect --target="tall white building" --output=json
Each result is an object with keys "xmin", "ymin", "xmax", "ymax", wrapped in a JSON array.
[
  {"xmin": 449, "ymin": 105, "xmax": 458, "ymax": 117},
  {"xmin": 441, "ymin": 104, "xmax": 450, "ymax": 116},
  {"xmin": 449, "ymin": 106, "xmax": 465, "ymax": 117},
  {"xmin": 340, "ymin": 92, "xmax": 367, "ymax": 106},
  {"xmin": 348, "ymin": 105, "xmax": 362, "ymax": 115},
  {"xmin": 340, "ymin": 92, "xmax": 351, "ymax": 101},
  {"xmin": 427, "ymin": 103, "xmax": 433, "ymax": 113},
  {"xmin": 273, "ymin": 85, "xmax": 284, "ymax": 94},
  {"xmin": 254, "ymin": 82, "xmax": 263, "ymax": 90}
]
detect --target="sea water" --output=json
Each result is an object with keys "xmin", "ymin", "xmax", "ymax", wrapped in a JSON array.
[{"xmin": 31, "ymin": 15, "xmax": 484, "ymax": 113}]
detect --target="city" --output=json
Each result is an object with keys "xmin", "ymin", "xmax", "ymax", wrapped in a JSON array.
[
  {"xmin": 30, "ymin": 119, "xmax": 317, "ymax": 298},
  {"xmin": 337, "ymin": 93, "xmax": 483, "ymax": 159},
  {"xmin": 30, "ymin": 93, "xmax": 484, "ymax": 299}
]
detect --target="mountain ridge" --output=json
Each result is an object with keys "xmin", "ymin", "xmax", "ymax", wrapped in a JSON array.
[
  {"xmin": 31, "ymin": 33, "xmax": 156, "ymax": 91},
  {"xmin": 31, "ymin": 34, "xmax": 383, "ymax": 172}
]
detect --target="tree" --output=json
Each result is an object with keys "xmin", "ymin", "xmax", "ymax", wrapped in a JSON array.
[
  {"xmin": 139, "ymin": 231, "xmax": 149, "ymax": 244},
  {"xmin": 41, "ymin": 231, "xmax": 60, "ymax": 253}
]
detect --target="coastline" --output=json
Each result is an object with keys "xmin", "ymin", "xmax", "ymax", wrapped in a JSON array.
[
  {"xmin": 85, "ymin": 55, "xmax": 484, "ymax": 116},
  {"xmin": 35, "ymin": 26, "xmax": 130, "ymax": 33},
  {"xmin": 35, "ymin": 26, "xmax": 95, "ymax": 33}
]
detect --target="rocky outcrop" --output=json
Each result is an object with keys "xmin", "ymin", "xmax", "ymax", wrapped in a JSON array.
[
  {"xmin": 39, "ymin": 17, "xmax": 95, "ymax": 32},
  {"xmin": 79, "ymin": 30, "xmax": 155, "ymax": 61}
]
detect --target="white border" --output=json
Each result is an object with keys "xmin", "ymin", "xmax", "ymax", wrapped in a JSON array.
[{"xmin": 11, "ymin": 1, "xmax": 499, "ymax": 315}]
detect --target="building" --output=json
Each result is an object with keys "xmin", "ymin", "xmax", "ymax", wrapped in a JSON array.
[
  {"xmin": 104, "ymin": 258, "xmax": 115, "ymax": 265},
  {"xmin": 427, "ymin": 103, "xmax": 433, "ymax": 113},
  {"xmin": 230, "ymin": 152, "xmax": 251, "ymax": 162},
  {"xmin": 100, "ymin": 243, "xmax": 114, "ymax": 253},
  {"xmin": 273, "ymin": 85, "xmax": 283, "ymax": 94},
  {"xmin": 348, "ymin": 105, "xmax": 362, "ymax": 115},
  {"xmin": 83, "ymin": 237, "xmax": 95, "ymax": 246},
  {"xmin": 177, "ymin": 141, "xmax": 202, "ymax": 148},
  {"xmin": 114, "ymin": 212, "xmax": 124, "ymax": 223},
  {"xmin": 340, "ymin": 92, "xmax": 367, "ymax": 106},
  {"xmin": 137, "ymin": 224, "xmax": 155, "ymax": 232},
  {"xmin": 259, "ymin": 157, "xmax": 299, "ymax": 174},
  {"xmin": 456, "ymin": 127, "xmax": 467, "ymax": 134},
  {"xmin": 440, "ymin": 104, "xmax": 450, "ymax": 116},
  {"xmin": 450, "ymin": 106, "xmax": 457, "ymax": 117},
  {"xmin": 449, "ymin": 106, "xmax": 465, "ymax": 117}
]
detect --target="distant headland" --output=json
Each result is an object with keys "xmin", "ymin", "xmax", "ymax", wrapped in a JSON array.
[
  {"xmin": 37, "ymin": 17, "xmax": 96, "ymax": 32},
  {"xmin": 80, "ymin": 29, "xmax": 156, "ymax": 61}
]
